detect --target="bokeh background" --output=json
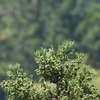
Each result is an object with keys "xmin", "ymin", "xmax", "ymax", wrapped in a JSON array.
[{"xmin": 0, "ymin": 0, "xmax": 100, "ymax": 99}]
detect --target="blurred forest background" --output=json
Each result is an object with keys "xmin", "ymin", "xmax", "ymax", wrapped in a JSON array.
[{"xmin": 0, "ymin": 0, "xmax": 100, "ymax": 99}]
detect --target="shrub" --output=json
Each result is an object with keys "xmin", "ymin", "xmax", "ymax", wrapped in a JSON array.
[{"xmin": 0, "ymin": 41, "xmax": 100, "ymax": 100}]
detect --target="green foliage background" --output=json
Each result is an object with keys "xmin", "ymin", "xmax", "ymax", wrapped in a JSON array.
[{"xmin": 0, "ymin": 0, "xmax": 100, "ymax": 99}]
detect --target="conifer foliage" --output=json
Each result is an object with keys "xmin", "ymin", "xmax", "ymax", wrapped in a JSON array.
[{"xmin": 0, "ymin": 41, "xmax": 100, "ymax": 100}]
